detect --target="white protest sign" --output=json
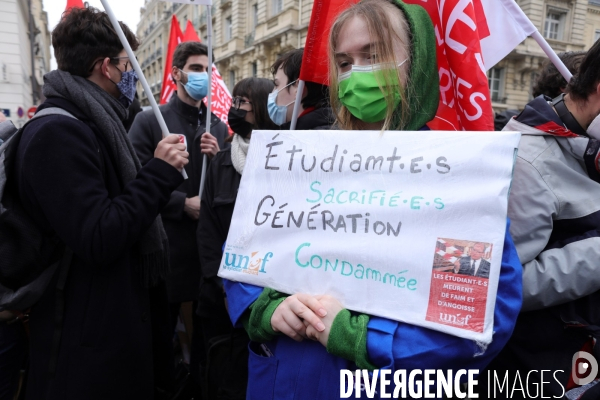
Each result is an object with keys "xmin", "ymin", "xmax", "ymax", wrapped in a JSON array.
[{"xmin": 218, "ymin": 130, "xmax": 520, "ymax": 343}]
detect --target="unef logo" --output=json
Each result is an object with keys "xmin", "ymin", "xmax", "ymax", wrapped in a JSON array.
[
  {"xmin": 439, "ymin": 313, "xmax": 472, "ymax": 327},
  {"xmin": 222, "ymin": 251, "xmax": 274, "ymax": 275},
  {"xmin": 572, "ymin": 351, "xmax": 599, "ymax": 386}
]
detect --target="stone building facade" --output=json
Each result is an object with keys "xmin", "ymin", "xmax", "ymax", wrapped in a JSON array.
[
  {"xmin": 135, "ymin": 0, "xmax": 600, "ymax": 111},
  {"xmin": 489, "ymin": 0, "xmax": 600, "ymax": 113},
  {"xmin": 0, "ymin": 0, "xmax": 51, "ymax": 126},
  {"xmin": 136, "ymin": 0, "xmax": 313, "ymax": 106}
]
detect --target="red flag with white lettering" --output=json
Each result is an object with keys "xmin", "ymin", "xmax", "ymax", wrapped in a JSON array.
[
  {"xmin": 403, "ymin": 0, "xmax": 535, "ymax": 131},
  {"xmin": 299, "ymin": 0, "xmax": 359, "ymax": 86},
  {"xmin": 159, "ymin": 16, "xmax": 184, "ymax": 105},
  {"xmin": 182, "ymin": 21, "xmax": 232, "ymax": 133},
  {"xmin": 204, "ymin": 65, "xmax": 233, "ymax": 134},
  {"xmin": 402, "ymin": 0, "xmax": 490, "ymax": 130}
]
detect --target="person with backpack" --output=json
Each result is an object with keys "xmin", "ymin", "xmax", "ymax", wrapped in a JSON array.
[
  {"xmin": 7, "ymin": 7, "xmax": 188, "ymax": 400},
  {"xmin": 477, "ymin": 36, "xmax": 600, "ymax": 399}
]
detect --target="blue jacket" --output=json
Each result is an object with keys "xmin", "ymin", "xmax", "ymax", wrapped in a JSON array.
[{"xmin": 224, "ymin": 220, "xmax": 522, "ymax": 399}]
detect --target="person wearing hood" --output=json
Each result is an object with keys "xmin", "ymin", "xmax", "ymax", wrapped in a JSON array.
[
  {"xmin": 268, "ymin": 48, "xmax": 334, "ymax": 130},
  {"xmin": 476, "ymin": 38, "xmax": 600, "ymax": 399},
  {"xmin": 195, "ymin": 76, "xmax": 277, "ymax": 399},
  {"xmin": 224, "ymin": 1, "xmax": 522, "ymax": 399},
  {"xmin": 14, "ymin": 7, "xmax": 188, "ymax": 399}
]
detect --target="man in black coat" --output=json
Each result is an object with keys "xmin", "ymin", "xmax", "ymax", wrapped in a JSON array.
[
  {"xmin": 130, "ymin": 42, "xmax": 228, "ymax": 312},
  {"xmin": 129, "ymin": 41, "xmax": 228, "ymax": 383},
  {"xmin": 14, "ymin": 8, "xmax": 189, "ymax": 400}
]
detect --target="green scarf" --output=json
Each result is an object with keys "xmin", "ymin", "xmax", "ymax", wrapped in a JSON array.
[{"xmin": 391, "ymin": 0, "xmax": 439, "ymax": 131}]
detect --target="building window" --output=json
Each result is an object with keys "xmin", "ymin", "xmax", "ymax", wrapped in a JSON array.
[
  {"xmin": 529, "ymin": 71, "xmax": 540, "ymax": 100},
  {"xmin": 488, "ymin": 67, "xmax": 505, "ymax": 103},
  {"xmin": 595, "ymin": 29, "xmax": 600, "ymax": 43},
  {"xmin": 229, "ymin": 70, "xmax": 235, "ymax": 88},
  {"xmin": 225, "ymin": 16, "xmax": 232, "ymax": 41},
  {"xmin": 252, "ymin": 62, "xmax": 258, "ymax": 77},
  {"xmin": 272, "ymin": 0, "xmax": 283, "ymax": 15},
  {"xmin": 252, "ymin": 3, "xmax": 259, "ymax": 29},
  {"xmin": 544, "ymin": 10, "xmax": 566, "ymax": 40}
]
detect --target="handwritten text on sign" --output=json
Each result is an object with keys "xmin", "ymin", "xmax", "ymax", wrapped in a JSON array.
[{"xmin": 218, "ymin": 130, "xmax": 520, "ymax": 343}]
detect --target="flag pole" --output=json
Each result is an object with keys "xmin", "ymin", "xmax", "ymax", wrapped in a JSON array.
[
  {"xmin": 530, "ymin": 31, "xmax": 573, "ymax": 82},
  {"xmin": 100, "ymin": 0, "xmax": 188, "ymax": 179},
  {"xmin": 199, "ymin": 3, "xmax": 213, "ymax": 198},
  {"xmin": 289, "ymin": 80, "xmax": 305, "ymax": 130}
]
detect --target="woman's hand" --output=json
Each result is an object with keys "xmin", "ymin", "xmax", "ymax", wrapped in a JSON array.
[
  {"xmin": 271, "ymin": 293, "xmax": 328, "ymax": 342},
  {"xmin": 304, "ymin": 295, "xmax": 344, "ymax": 347}
]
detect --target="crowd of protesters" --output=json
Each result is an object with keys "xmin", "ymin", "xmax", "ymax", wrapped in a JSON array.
[{"xmin": 1, "ymin": 0, "xmax": 600, "ymax": 399}]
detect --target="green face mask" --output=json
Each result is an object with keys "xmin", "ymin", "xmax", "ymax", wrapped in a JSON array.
[{"xmin": 338, "ymin": 63, "xmax": 404, "ymax": 123}]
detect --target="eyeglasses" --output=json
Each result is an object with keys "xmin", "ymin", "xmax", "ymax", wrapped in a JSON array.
[
  {"xmin": 232, "ymin": 97, "xmax": 252, "ymax": 110},
  {"xmin": 110, "ymin": 56, "xmax": 137, "ymax": 72},
  {"xmin": 88, "ymin": 56, "xmax": 138, "ymax": 72}
]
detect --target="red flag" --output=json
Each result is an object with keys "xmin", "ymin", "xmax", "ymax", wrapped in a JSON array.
[
  {"xmin": 182, "ymin": 21, "xmax": 233, "ymax": 133},
  {"xmin": 65, "ymin": 0, "xmax": 85, "ymax": 11},
  {"xmin": 182, "ymin": 21, "xmax": 201, "ymax": 43},
  {"xmin": 159, "ymin": 16, "xmax": 184, "ymax": 105},
  {"xmin": 404, "ymin": 0, "xmax": 494, "ymax": 131},
  {"xmin": 299, "ymin": 0, "xmax": 359, "ymax": 86}
]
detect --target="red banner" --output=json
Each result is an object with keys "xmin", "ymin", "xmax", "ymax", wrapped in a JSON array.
[
  {"xmin": 159, "ymin": 16, "xmax": 184, "ymax": 105},
  {"xmin": 65, "ymin": 0, "xmax": 84, "ymax": 11},
  {"xmin": 299, "ymin": 0, "xmax": 359, "ymax": 86},
  {"xmin": 404, "ymin": 0, "xmax": 494, "ymax": 131},
  {"xmin": 204, "ymin": 66, "xmax": 232, "ymax": 134}
]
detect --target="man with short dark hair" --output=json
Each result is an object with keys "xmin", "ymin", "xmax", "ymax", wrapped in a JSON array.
[
  {"xmin": 14, "ymin": 7, "xmax": 188, "ymax": 400},
  {"xmin": 268, "ymin": 48, "xmax": 334, "ymax": 129},
  {"xmin": 129, "ymin": 41, "xmax": 228, "ymax": 385}
]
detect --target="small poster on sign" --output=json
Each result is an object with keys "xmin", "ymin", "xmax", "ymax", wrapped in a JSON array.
[
  {"xmin": 426, "ymin": 238, "xmax": 493, "ymax": 333},
  {"xmin": 218, "ymin": 130, "xmax": 520, "ymax": 343}
]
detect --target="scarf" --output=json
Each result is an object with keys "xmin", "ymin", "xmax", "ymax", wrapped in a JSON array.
[
  {"xmin": 391, "ymin": 0, "xmax": 439, "ymax": 131},
  {"xmin": 43, "ymin": 69, "xmax": 169, "ymax": 287},
  {"xmin": 231, "ymin": 133, "xmax": 250, "ymax": 175}
]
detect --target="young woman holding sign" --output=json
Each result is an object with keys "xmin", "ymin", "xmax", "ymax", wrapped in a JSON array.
[{"xmin": 224, "ymin": 1, "xmax": 523, "ymax": 398}]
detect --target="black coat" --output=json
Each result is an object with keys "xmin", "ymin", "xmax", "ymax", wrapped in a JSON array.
[
  {"xmin": 280, "ymin": 106, "xmax": 334, "ymax": 131},
  {"xmin": 15, "ymin": 97, "xmax": 183, "ymax": 400},
  {"xmin": 129, "ymin": 94, "xmax": 229, "ymax": 303},
  {"xmin": 196, "ymin": 148, "xmax": 240, "ymax": 281}
]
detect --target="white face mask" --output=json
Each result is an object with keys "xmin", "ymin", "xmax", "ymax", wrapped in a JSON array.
[{"xmin": 588, "ymin": 114, "xmax": 600, "ymax": 140}]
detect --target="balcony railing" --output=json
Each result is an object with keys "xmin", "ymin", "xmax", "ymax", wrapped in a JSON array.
[{"xmin": 141, "ymin": 48, "xmax": 163, "ymax": 68}]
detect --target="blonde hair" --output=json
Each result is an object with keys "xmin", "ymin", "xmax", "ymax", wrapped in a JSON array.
[{"xmin": 329, "ymin": 0, "xmax": 413, "ymax": 131}]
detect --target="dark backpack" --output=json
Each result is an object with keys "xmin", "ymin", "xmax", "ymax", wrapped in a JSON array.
[{"xmin": 0, "ymin": 108, "xmax": 76, "ymax": 311}]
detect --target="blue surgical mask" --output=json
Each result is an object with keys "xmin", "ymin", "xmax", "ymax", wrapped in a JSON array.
[
  {"xmin": 113, "ymin": 69, "xmax": 138, "ymax": 109},
  {"xmin": 267, "ymin": 80, "xmax": 297, "ymax": 126},
  {"xmin": 181, "ymin": 70, "xmax": 209, "ymax": 101}
]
